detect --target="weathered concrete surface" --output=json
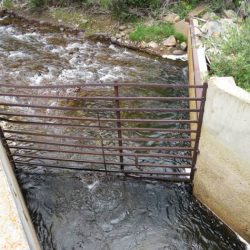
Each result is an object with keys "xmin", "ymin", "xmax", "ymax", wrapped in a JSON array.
[
  {"xmin": 0, "ymin": 163, "xmax": 30, "ymax": 250},
  {"xmin": 0, "ymin": 140, "xmax": 41, "ymax": 250},
  {"xmin": 193, "ymin": 77, "xmax": 250, "ymax": 243}
]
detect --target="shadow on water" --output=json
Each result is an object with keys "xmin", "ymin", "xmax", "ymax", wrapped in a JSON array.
[{"xmin": 0, "ymin": 17, "xmax": 247, "ymax": 249}]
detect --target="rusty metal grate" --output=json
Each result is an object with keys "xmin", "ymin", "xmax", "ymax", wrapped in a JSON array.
[{"xmin": 0, "ymin": 81, "xmax": 207, "ymax": 182}]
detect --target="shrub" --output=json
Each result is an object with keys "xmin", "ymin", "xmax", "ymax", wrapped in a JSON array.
[
  {"xmin": 1, "ymin": 0, "xmax": 13, "ymax": 9},
  {"xmin": 209, "ymin": 19, "xmax": 250, "ymax": 92}
]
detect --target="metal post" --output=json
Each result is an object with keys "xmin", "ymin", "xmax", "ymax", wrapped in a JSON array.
[
  {"xmin": 190, "ymin": 82, "xmax": 208, "ymax": 182},
  {"xmin": 0, "ymin": 125, "xmax": 16, "ymax": 170},
  {"xmin": 97, "ymin": 113, "xmax": 107, "ymax": 174},
  {"xmin": 114, "ymin": 83, "xmax": 124, "ymax": 170}
]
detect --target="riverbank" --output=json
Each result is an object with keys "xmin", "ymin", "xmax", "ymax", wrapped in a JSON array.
[{"xmin": 0, "ymin": 4, "xmax": 191, "ymax": 60}]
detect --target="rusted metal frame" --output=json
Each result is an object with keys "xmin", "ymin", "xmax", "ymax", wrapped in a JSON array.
[
  {"xmin": 1, "ymin": 122, "xmax": 198, "ymax": 133},
  {"xmin": 0, "ymin": 112, "xmax": 201, "ymax": 123},
  {"xmin": 97, "ymin": 113, "xmax": 107, "ymax": 174},
  {"xmin": 9, "ymin": 145, "xmax": 193, "ymax": 159},
  {"xmin": 0, "ymin": 83, "xmax": 205, "ymax": 89},
  {"xmin": 0, "ymin": 93, "xmax": 205, "ymax": 101},
  {"xmin": 6, "ymin": 137, "xmax": 195, "ymax": 145},
  {"xmin": 14, "ymin": 161, "xmax": 191, "ymax": 176},
  {"xmin": 190, "ymin": 82, "xmax": 208, "ymax": 182},
  {"xmin": 3, "ymin": 129, "xmax": 198, "ymax": 138},
  {"xmin": 1, "ymin": 119, "xmax": 199, "ymax": 127},
  {"xmin": 0, "ymin": 126, "xmax": 16, "ymax": 170},
  {"xmin": 12, "ymin": 155, "xmax": 192, "ymax": 169},
  {"xmin": 0, "ymin": 100, "xmax": 204, "ymax": 111},
  {"xmin": 7, "ymin": 138, "xmax": 194, "ymax": 151}
]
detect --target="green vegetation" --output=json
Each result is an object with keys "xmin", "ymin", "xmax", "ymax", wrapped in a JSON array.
[
  {"xmin": 51, "ymin": 8, "xmax": 89, "ymax": 28},
  {"xmin": 209, "ymin": 19, "xmax": 250, "ymax": 92},
  {"xmin": 129, "ymin": 23, "xmax": 186, "ymax": 42},
  {"xmin": 1, "ymin": 0, "xmax": 13, "ymax": 9}
]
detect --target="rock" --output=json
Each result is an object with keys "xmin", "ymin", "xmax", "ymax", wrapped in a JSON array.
[
  {"xmin": 163, "ymin": 13, "xmax": 180, "ymax": 24},
  {"xmin": 119, "ymin": 25, "xmax": 126, "ymax": 31},
  {"xmin": 140, "ymin": 41, "xmax": 148, "ymax": 49},
  {"xmin": 77, "ymin": 31, "xmax": 84, "ymax": 38},
  {"xmin": 162, "ymin": 35, "xmax": 176, "ymax": 47},
  {"xmin": 202, "ymin": 12, "xmax": 219, "ymax": 21},
  {"xmin": 111, "ymin": 36, "xmax": 116, "ymax": 43},
  {"xmin": 148, "ymin": 41, "xmax": 158, "ymax": 49},
  {"xmin": 120, "ymin": 32, "xmax": 126, "ymax": 37},
  {"xmin": 172, "ymin": 49, "xmax": 185, "ymax": 55},
  {"xmin": 180, "ymin": 42, "xmax": 187, "ymax": 51},
  {"xmin": 127, "ymin": 24, "xmax": 133, "ymax": 29},
  {"xmin": 60, "ymin": 27, "xmax": 64, "ymax": 32},
  {"xmin": 212, "ymin": 32, "xmax": 221, "ymax": 38},
  {"xmin": 116, "ymin": 33, "xmax": 122, "ymax": 39},
  {"xmin": 201, "ymin": 21, "xmax": 223, "ymax": 37},
  {"xmin": 80, "ymin": 19, "xmax": 88, "ymax": 24},
  {"xmin": 223, "ymin": 9, "xmax": 238, "ymax": 21},
  {"xmin": 117, "ymin": 38, "xmax": 122, "ymax": 43}
]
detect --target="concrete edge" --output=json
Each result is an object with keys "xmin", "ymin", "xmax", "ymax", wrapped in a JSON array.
[
  {"xmin": 209, "ymin": 77, "xmax": 250, "ymax": 104},
  {"xmin": 0, "ymin": 141, "xmax": 41, "ymax": 250}
]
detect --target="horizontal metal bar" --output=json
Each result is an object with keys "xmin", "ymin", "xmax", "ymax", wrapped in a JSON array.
[
  {"xmin": 6, "ymin": 137, "xmax": 194, "ymax": 145},
  {"xmin": 9, "ymin": 145, "xmax": 192, "ymax": 160},
  {"xmin": 9, "ymin": 141, "xmax": 193, "ymax": 151},
  {"xmin": 1, "ymin": 120, "xmax": 198, "ymax": 131},
  {"xmin": 0, "ymin": 111, "xmax": 200, "ymax": 123},
  {"xmin": 3, "ymin": 130, "xmax": 197, "ymax": 140},
  {"xmin": 0, "ymin": 103, "xmax": 203, "ymax": 112},
  {"xmin": 1, "ymin": 117, "xmax": 198, "ymax": 126},
  {"xmin": 12, "ymin": 154, "xmax": 191, "ymax": 169},
  {"xmin": 0, "ymin": 93, "xmax": 203, "ymax": 101},
  {"xmin": 0, "ymin": 83, "xmax": 205, "ymax": 89},
  {"xmin": 14, "ymin": 161, "xmax": 190, "ymax": 176}
]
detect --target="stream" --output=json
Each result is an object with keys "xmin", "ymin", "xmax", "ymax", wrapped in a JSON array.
[{"xmin": 0, "ymin": 16, "xmax": 247, "ymax": 250}]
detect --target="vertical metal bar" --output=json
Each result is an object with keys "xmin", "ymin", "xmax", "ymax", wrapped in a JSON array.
[
  {"xmin": 97, "ymin": 113, "xmax": 107, "ymax": 174},
  {"xmin": 114, "ymin": 83, "xmax": 124, "ymax": 170},
  {"xmin": 0, "ymin": 126, "xmax": 16, "ymax": 170},
  {"xmin": 190, "ymin": 82, "xmax": 208, "ymax": 182}
]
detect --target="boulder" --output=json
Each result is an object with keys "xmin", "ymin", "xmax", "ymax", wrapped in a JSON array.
[
  {"xmin": 162, "ymin": 35, "xmax": 176, "ymax": 47},
  {"xmin": 180, "ymin": 42, "xmax": 187, "ymax": 51},
  {"xmin": 119, "ymin": 25, "xmax": 126, "ymax": 31},
  {"xmin": 163, "ymin": 13, "xmax": 180, "ymax": 24},
  {"xmin": 223, "ymin": 9, "xmax": 238, "ymax": 21},
  {"xmin": 140, "ymin": 41, "xmax": 148, "ymax": 49},
  {"xmin": 148, "ymin": 41, "xmax": 158, "ymax": 49},
  {"xmin": 111, "ymin": 36, "xmax": 116, "ymax": 43},
  {"xmin": 202, "ymin": 12, "xmax": 219, "ymax": 21},
  {"xmin": 201, "ymin": 21, "xmax": 223, "ymax": 37}
]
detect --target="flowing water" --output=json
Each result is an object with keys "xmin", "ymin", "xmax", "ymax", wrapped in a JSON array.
[{"xmin": 0, "ymin": 16, "xmax": 247, "ymax": 250}]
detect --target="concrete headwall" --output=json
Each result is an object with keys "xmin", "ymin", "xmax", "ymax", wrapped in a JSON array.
[{"xmin": 193, "ymin": 77, "xmax": 250, "ymax": 242}]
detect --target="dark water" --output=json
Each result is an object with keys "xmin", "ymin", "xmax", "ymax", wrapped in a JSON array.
[
  {"xmin": 17, "ymin": 171, "xmax": 246, "ymax": 250},
  {"xmin": 0, "ymin": 16, "xmax": 247, "ymax": 250}
]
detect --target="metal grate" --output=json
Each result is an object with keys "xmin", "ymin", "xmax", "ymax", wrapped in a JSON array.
[{"xmin": 0, "ymin": 81, "xmax": 207, "ymax": 182}]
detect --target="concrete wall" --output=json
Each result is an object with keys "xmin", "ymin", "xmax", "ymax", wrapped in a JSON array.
[
  {"xmin": 193, "ymin": 77, "xmax": 250, "ymax": 243},
  {"xmin": 0, "ymin": 140, "xmax": 41, "ymax": 250}
]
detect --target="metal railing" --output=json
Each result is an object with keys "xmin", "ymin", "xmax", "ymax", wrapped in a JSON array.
[
  {"xmin": 0, "ymin": 19, "xmax": 207, "ymax": 182},
  {"xmin": 0, "ymin": 81, "xmax": 207, "ymax": 182}
]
